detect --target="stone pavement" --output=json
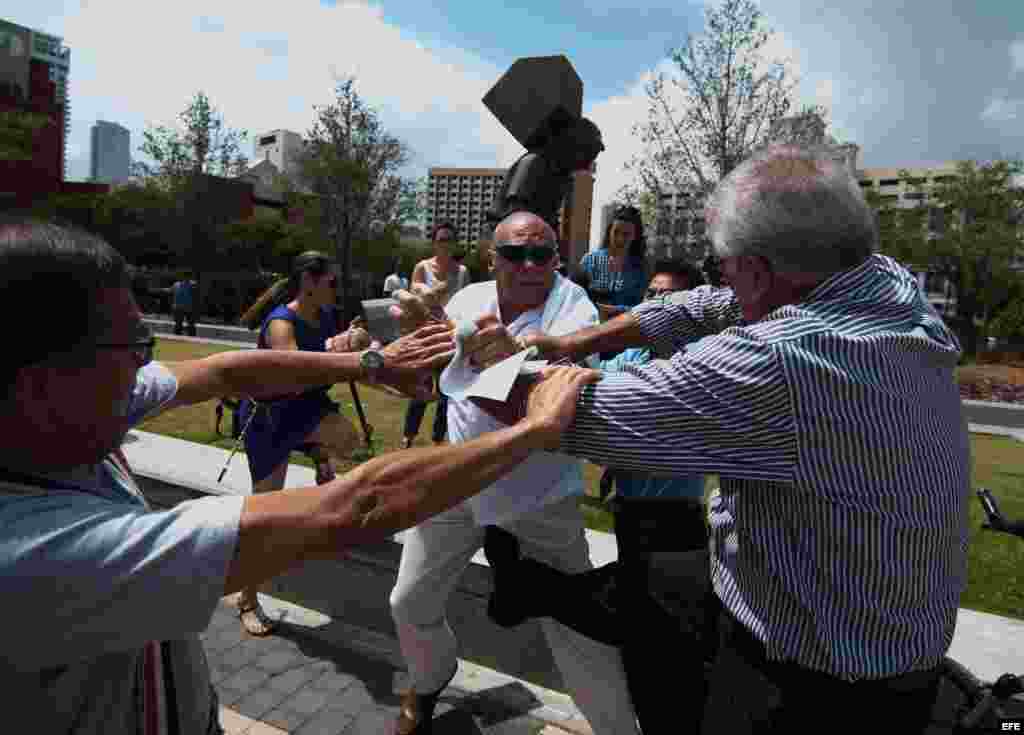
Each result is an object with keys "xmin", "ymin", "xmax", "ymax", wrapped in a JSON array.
[{"xmin": 206, "ymin": 593, "xmax": 590, "ymax": 735}]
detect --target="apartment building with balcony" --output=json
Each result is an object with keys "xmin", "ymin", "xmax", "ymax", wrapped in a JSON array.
[{"xmin": 424, "ymin": 167, "xmax": 506, "ymax": 243}]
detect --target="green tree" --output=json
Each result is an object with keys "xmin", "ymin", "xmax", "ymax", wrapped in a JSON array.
[
  {"xmin": 132, "ymin": 91, "xmax": 249, "ymax": 190},
  {"xmin": 620, "ymin": 0, "xmax": 830, "ymax": 261},
  {"xmin": 289, "ymin": 78, "xmax": 419, "ymax": 323},
  {"xmin": 132, "ymin": 91, "xmax": 250, "ymax": 312},
  {"xmin": 0, "ymin": 109, "xmax": 52, "ymax": 160},
  {"xmin": 868, "ymin": 160, "xmax": 1024, "ymax": 356}
]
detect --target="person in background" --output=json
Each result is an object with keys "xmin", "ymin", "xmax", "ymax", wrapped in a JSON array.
[
  {"xmin": 483, "ymin": 260, "xmax": 708, "ymax": 734},
  {"xmin": 383, "ymin": 259, "xmax": 409, "ymax": 298},
  {"xmin": 234, "ymin": 251, "xmax": 364, "ymax": 635},
  {"xmin": 172, "ymin": 274, "xmax": 198, "ymax": 336},
  {"xmin": 400, "ymin": 222, "xmax": 471, "ymax": 449},
  {"xmin": 578, "ymin": 206, "xmax": 649, "ymax": 322}
]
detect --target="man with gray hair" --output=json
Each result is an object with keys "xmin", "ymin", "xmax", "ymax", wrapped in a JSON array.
[{"xmin": 431, "ymin": 144, "xmax": 968, "ymax": 733}]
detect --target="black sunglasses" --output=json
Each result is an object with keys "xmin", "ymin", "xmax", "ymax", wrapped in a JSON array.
[{"xmin": 495, "ymin": 244, "xmax": 557, "ymax": 265}]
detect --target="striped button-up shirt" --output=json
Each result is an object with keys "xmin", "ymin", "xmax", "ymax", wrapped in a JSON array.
[{"xmin": 562, "ymin": 254, "xmax": 970, "ymax": 680}]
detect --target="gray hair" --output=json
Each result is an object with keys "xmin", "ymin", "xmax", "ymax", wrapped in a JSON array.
[
  {"xmin": 0, "ymin": 217, "xmax": 129, "ymax": 389},
  {"xmin": 706, "ymin": 144, "xmax": 877, "ymax": 276}
]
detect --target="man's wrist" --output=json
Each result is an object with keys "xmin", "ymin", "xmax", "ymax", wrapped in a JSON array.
[{"xmin": 505, "ymin": 417, "xmax": 559, "ymax": 453}]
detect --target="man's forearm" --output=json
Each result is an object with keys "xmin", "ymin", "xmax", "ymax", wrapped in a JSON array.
[
  {"xmin": 223, "ymin": 420, "xmax": 547, "ymax": 595},
  {"xmin": 210, "ymin": 349, "xmax": 365, "ymax": 399},
  {"xmin": 562, "ymin": 312, "xmax": 647, "ymax": 360}
]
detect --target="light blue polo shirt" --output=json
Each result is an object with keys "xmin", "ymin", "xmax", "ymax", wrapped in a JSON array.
[{"xmin": 0, "ymin": 362, "xmax": 244, "ymax": 734}]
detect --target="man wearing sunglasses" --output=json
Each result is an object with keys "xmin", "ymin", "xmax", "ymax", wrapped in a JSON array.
[
  {"xmin": 388, "ymin": 211, "xmax": 638, "ymax": 735},
  {"xmin": 0, "ymin": 218, "xmax": 603, "ymax": 735}
]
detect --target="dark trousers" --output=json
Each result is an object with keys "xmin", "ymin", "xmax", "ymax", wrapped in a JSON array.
[
  {"xmin": 614, "ymin": 499, "xmax": 714, "ymax": 735},
  {"xmin": 487, "ymin": 497, "xmax": 712, "ymax": 734},
  {"xmin": 403, "ymin": 394, "xmax": 448, "ymax": 443},
  {"xmin": 173, "ymin": 309, "xmax": 197, "ymax": 336},
  {"xmin": 699, "ymin": 605, "xmax": 942, "ymax": 734}
]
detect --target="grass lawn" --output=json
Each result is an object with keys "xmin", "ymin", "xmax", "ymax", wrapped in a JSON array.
[{"xmin": 143, "ymin": 338, "xmax": 1024, "ymax": 620}]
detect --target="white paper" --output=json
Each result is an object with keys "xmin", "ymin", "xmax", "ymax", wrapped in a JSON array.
[{"xmin": 440, "ymin": 348, "xmax": 548, "ymax": 402}]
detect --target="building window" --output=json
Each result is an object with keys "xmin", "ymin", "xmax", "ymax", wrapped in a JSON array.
[{"xmin": 879, "ymin": 179, "xmax": 900, "ymax": 187}]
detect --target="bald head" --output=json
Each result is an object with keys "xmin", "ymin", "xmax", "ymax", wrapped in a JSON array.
[{"xmin": 494, "ymin": 211, "xmax": 557, "ymax": 243}]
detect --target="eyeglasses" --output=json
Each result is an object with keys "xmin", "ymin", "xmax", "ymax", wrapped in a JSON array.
[
  {"xmin": 645, "ymin": 287, "xmax": 682, "ymax": 299},
  {"xmin": 94, "ymin": 326, "xmax": 156, "ymax": 366},
  {"xmin": 495, "ymin": 243, "xmax": 558, "ymax": 265}
]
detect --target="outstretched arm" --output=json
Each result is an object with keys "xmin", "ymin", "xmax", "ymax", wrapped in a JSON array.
[{"xmin": 223, "ymin": 365, "xmax": 601, "ymax": 594}]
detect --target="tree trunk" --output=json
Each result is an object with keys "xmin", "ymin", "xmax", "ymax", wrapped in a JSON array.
[{"xmin": 956, "ymin": 291, "xmax": 980, "ymax": 358}]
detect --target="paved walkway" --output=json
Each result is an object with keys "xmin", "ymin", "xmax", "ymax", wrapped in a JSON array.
[
  {"xmin": 208, "ymin": 593, "xmax": 590, "ymax": 735},
  {"xmin": 123, "ymin": 428, "xmax": 1024, "ymax": 735}
]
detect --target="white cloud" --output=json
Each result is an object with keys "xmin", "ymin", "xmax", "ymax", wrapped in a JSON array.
[
  {"xmin": 1011, "ymin": 39, "xmax": 1024, "ymax": 74},
  {"xmin": 584, "ymin": 61, "xmax": 676, "ymax": 246},
  {"xmin": 61, "ymin": 0, "xmax": 523, "ymax": 184},
  {"xmin": 981, "ymin": 96, "xmax": 1024, "ymax": 124},
  {"xmin": 814, "ymin": 78, "xmax": 835, "ymax": 110}
]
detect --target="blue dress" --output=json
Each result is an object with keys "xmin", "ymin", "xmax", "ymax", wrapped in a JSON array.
[{"xmin": 239, "ymin": 304, "xmax": 341, "ymax": 483}]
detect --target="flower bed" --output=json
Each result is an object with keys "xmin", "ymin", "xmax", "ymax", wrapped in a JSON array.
[{"xmin": 958, "ymin": 363, "xmax": 1024, "ymax": 404}]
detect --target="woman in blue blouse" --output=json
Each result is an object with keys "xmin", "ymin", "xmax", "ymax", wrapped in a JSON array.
[
  {"xmin": 578, "ymin": 205, "xmax": 649, "ymax": 321},
  {"xmin": 234, "ymin": 251, "xmax": 363, "ymax": 635}
]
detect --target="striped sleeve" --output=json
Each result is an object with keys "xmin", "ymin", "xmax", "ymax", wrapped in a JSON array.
[
  {"xmin": 561, "ymin": 328, "xmax": 798, "ymax": 481},
  {"xmin": 631, "ymin": 286, "xmax": 744, "ymax": 358}
]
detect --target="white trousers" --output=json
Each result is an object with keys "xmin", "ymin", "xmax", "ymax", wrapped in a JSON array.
[{"xmin": 389, "ymin": 497, "xmax": 638, "ymax": 735}]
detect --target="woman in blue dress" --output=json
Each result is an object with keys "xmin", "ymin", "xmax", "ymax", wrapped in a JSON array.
[{"xmin": 234, "ymin": 251, "xmax": 363, "ymax": 635}]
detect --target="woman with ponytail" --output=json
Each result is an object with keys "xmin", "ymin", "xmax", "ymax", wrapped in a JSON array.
[{"xmin": 235, "ymin": 251, "xmax": 367, "ymax": 635}]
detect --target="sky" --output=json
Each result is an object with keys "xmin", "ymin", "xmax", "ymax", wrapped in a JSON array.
[{"xmin": 6, "ymin": 0, "xmax": 1024, "ymax": 245}]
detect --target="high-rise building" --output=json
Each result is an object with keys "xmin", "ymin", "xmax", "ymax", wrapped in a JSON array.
[
  {"xmin": 425, "ymin": 167, "xmax": 507, "ymax": 242},
  {"xmin": 0, "ymin": 19, "xmax": 84, "ymax": 207},
  {"xmin": 28, "ymin": 26, "xmax": 70, "ymax": 178},
  {"xmin": 855, "ymin": 162, "xmax": 960, "ymax": 210},
  {"xmin": 649, "ymin": 189, "xmax": 708, "ymax": 262},
  {"xmin": 90, "ymin": 120, "xmax": 130, "ymax": 184},
  {"xmin": 254, "ymin": 129, "xmax": 305, "ymax": 177}
]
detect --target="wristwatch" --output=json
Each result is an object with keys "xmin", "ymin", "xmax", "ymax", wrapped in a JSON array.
[{"xmin": 359, "ymin": 349, "xmax": 386, "ymax": 381}]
